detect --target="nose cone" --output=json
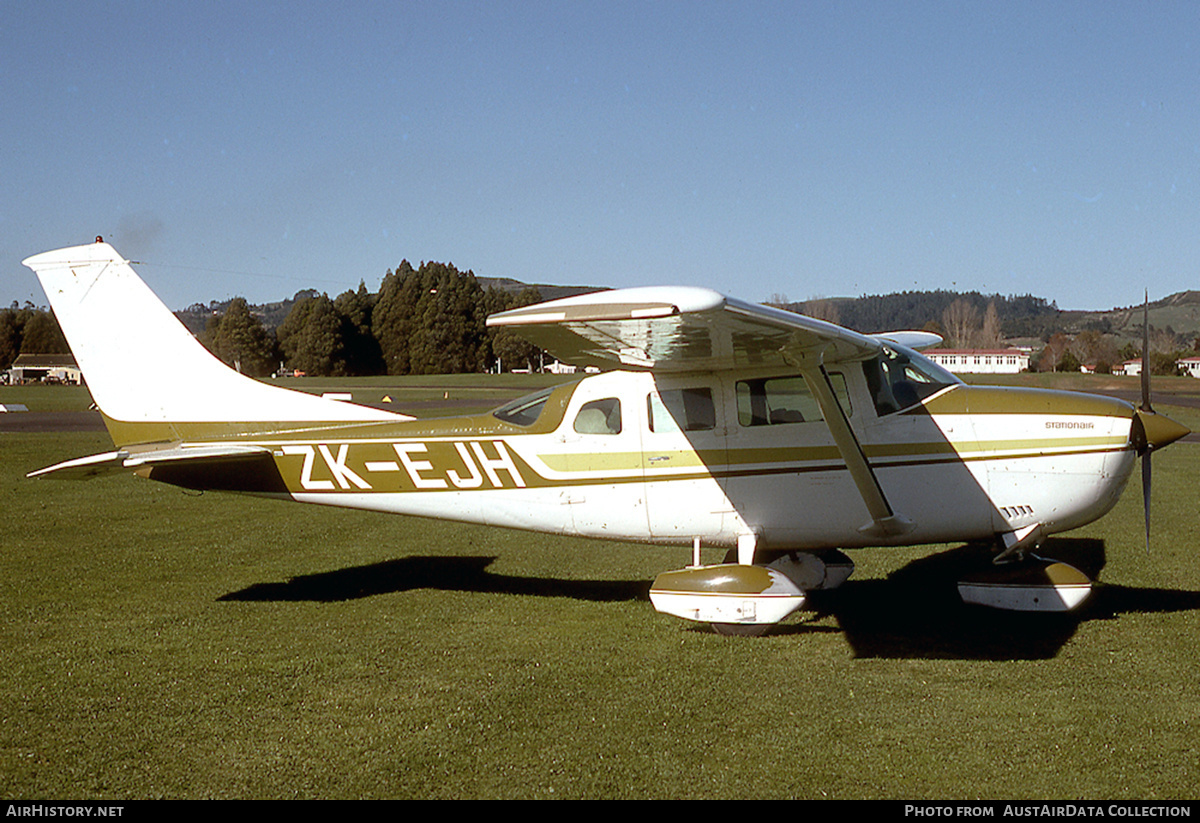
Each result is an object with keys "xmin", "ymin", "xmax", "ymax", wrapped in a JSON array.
[{"xmin": 1132, "ymin": 409, "xmax": 1191, "ymax": 453}]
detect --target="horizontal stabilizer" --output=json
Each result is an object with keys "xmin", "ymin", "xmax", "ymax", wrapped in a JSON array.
[
  {"xmin": 27, "ymin": 451, "xmax": 130, "ymax": 479},
  {"xmin": 29, "ymin": 444, "xmax": 273, "ymax": 480}
]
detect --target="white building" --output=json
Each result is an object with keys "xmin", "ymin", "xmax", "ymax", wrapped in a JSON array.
[
  {"xmin": 7, "ymin": 354, "xmax": 83, "ymax": 384},
  {"xmin": 923, "ymin": 348, "xmax": 1030, "ymax": 374},
  {"xmin": 1120, "ymin": 359, "xmax": 1142, "ymax": 377},
  {"xmin": 1176, "ymin": 356, "xmax": 1200, "ymax": 378},
  {"xmin": 543, "ymin": 359, "xmax": 577, "ymax": 375}
]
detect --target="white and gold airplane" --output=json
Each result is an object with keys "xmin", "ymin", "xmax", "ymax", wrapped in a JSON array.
[{"xmin": 23, "ymin": 240, "xmax": 1190, "ymax": 634}]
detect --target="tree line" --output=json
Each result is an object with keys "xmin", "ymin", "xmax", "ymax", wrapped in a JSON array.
[
  {"xmin": 0, "ymin": 303, "xmax": 71, "ymax": 371},
  {"xmin": 777, "ymin": 290, "xmax": 1060, "ymax": 339},
  {"xmin": 5, "ymin": 274, "xmax": 1198, "ymax": 379},
  {"xmin": 197, "ymin": 260, "xmax": 543, "ymax": 377}
]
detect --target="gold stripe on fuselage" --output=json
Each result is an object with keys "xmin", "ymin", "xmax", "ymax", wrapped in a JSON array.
[
  {"xmin": 128, "ymin": 381, "xmax": 1136, "ymax": 496},
  {"xmin": 155, "ymin": 424, "xmax": 1129, "ymax": 495}
]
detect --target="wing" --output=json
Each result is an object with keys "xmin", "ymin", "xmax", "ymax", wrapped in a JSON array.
[
  {"xmin": 870, "ymin": 330, "xmax": 944, "ymax": 351},
  {"xmin": 486, "ymin": 286, "xmax": 884, "ymax": 372},
  {"xmin": 489, "ymin": 286, "xmax": 919, "ymax": 539}
]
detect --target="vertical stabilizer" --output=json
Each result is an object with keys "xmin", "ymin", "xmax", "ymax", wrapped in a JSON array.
[{"xmin": 22, "ymin": 241, "xmax": 405, "ymax": 437}]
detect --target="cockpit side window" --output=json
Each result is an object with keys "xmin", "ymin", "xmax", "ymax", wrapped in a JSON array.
[
  {"xmin": 735, "ymin": 373, "xmax": 851, "ymax": 427},
  {"xmin": 574, "ymin": 398, "xmax": 622, "ymax": 434},
  {"xmin": 648, "ymin": 388, "xmax": 716, "ymax": 433},
  {"xmin": 863, "ymin": 346, "xmax": 959, "ymax": 416}
]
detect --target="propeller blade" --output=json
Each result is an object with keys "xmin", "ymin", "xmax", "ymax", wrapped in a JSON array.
[
  {"xmin": 1142, "ymin": 449, "xmax": 1151, "ymax": 554},
  {"xmin": 1131, "ymin": 291, "xmax": 1191, "ymax": 552}
]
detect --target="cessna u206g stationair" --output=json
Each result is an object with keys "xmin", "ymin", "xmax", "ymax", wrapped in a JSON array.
[{"xmin": 23, "ymin": 240, "xmax": 1190, "ymax": 634}]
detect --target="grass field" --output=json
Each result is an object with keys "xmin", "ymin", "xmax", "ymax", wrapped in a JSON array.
[{"xmin": 1, "ymin": 376, "xmax": 1197, "ymax": 799}]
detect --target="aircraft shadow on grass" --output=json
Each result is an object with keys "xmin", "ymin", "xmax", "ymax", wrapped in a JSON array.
[
  {"xmin": 803, "ymin": 538, "xmax": 1200, "ymax": 660},
  {"xmin": 218, "ymin": 555, "xmax": 644, "ymax": 604},
  {"xmin": 219, "ymin": 536, "xmax": 1200, "ymax": 661}
]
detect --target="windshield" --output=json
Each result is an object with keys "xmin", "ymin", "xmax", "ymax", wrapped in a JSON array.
[{"xmin": 863, "ymin": 345, "xmax": 960, "ymax": 416}]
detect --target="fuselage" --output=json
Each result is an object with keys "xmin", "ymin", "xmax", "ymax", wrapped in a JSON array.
[
  {"xmin": 136, "ymin": 354, "xmax": 1140, "ymax": 554},
  {"xmin": 22, "ymin": 241, "xmax": 1174, "ymax": 570}
]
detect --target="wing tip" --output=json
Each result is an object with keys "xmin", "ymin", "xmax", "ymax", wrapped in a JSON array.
[{"xmin": 487, "ymin": 285, "xmax": 727, "ymax": 327}]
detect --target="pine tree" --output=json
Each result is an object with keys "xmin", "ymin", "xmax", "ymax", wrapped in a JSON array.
[
  {"xmin": 18, "ymin": 310, "xmax": 70, "ymax": 354},
  {"xmin": 373, "ymin": 260, "xmax": 420, "ymax": 375},
  {"xmin": 484, "ymin": 286, "xmax": 543, "ymax": 371},
  {"xmin": 203, "ymin": 298, "xmax": 277, "ymax": 376},
  {"xmin": 373, "ymin": 261, "xmax": 489, "ymax": 375},
  {"xmin": 334, "ymin": 282, "xmax": 383, "ymax": 375}
]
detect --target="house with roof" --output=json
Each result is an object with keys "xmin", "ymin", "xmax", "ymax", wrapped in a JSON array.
[
  {"xmin": 1176, "ymin": 356, "xmax": 1200, "ymax": 378},
  {"xmin": 6, "ymin": 354, "xmax": 83, "ymax": 385}
]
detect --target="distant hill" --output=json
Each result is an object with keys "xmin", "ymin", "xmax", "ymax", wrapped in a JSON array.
[
  {"xmin": 780, "ymin": 291, "xmax": 1061, "ymax": 339},
  {"xmin": 1064, "ymin": 291, "xmax": 1200, "ymax": 342},
  {"xmin": 173, "ymin": 274, "xmax": 1198, "ymax": 347},
  {"xmin": 175, "ymin": 291, "xmax": 317, "ymax": 336},
  {"xmin": 476, "ymin": 276, "xmax": 603, "ymax": 303},
  {"xmin": 780, "ymin": 289, "xmax": 1200, "ymax": 343}
]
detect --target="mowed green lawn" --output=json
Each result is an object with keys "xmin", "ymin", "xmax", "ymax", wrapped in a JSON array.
[{"xmin": 0, "ymin": 377, "xmax": 1197, "ymax": 799}]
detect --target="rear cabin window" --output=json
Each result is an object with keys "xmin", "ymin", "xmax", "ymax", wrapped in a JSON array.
[
  {"xmin": 647, "ymin": 388, "xmax": 716, "ymax": 433},
  {"xmin": 736, "ymin": 374, "xmax": 851, "ymax": 427},
  {"xmin": 574, "ymin": 398, "xmax": 622, "ymax": 435}
]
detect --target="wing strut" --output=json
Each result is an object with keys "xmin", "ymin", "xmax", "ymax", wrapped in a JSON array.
[{"xmin": 800, "ymin": 365, "xmax": 914, "ymax": 539}]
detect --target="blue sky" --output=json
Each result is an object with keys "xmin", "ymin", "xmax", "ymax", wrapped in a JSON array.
[{"xmin": 4, "ymin": 1, "xmax": 1198, "ymax": 314}]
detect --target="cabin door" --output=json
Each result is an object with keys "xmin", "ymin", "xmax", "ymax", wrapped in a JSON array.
[{"xmin": 641, "ymin": 375, "xmax": 730, "ymax": 543}]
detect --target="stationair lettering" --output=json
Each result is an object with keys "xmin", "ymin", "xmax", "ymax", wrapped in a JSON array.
[{"xmin": 285, "ymin": 440, "xmax": 527, "ymax": 492}]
